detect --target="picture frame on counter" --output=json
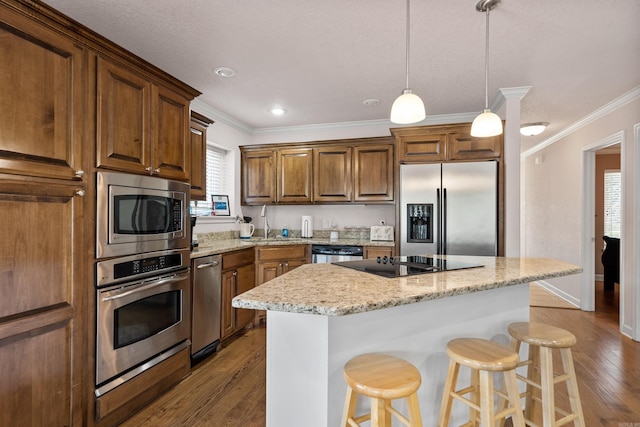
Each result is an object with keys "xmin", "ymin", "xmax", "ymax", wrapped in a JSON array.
[{"xmin": 211, "ymin": 195, "xmax": 230, "ymax": 216}]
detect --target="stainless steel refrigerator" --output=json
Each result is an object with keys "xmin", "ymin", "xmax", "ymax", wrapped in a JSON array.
[{"xmin": 400, "ymin": 161, "xmax": 497, "ymax": 256}]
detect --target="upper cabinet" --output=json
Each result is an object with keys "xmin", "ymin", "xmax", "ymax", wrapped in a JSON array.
[
  {"xmin": 277, "ymin": 148, "xmax": 313, "ymax": 204},
  {"xmin": 0, "ymin": 7, "xmax": 86, "ymax": 181},
  {"xmin": 313, "ymin": 146, "xmax": 352, "ymax": 203},
  {"xmin": 241, "ymin": 149, "xmax": 277, "ymax": 204},
  {"xmin": 240, "ymin": 137, "xmax": 394, "ymax": 205},
  {"xmin": 96, "ymin": 57, "xmax": 195, "ymax": 181},
  {"xmin": 189, "ymin": 112, "xmax": 214, "ymax": 201},
  {"xmin": 391, "ymin": 123, "xmax": 502, "ymax": 163}
]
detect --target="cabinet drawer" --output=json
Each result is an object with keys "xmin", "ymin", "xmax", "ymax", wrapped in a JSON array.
[
  {"xmin": 222, "ymin": 248, "xmax": 255, "ymax": 270},
  {"xmin": 256, "ymin": 245, "xmax": 308, "ymax": 261}
]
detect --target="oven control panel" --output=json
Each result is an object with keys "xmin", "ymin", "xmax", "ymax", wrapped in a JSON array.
[{"xmin": 96, "ymin": 248, "xmax": 190, "ymax": 287}]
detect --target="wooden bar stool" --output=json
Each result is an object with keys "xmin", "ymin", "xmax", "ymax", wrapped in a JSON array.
[
  {"xmin": 341, "ymin": 353, "xmax": 423, "ymax": 427},
  {"xmin": 438, "ymin": 338, "xmax": 525, "ymax": 427},
  {"xmin": 507, "ymin": 322, "xmax": 585, "ymax": 427}
]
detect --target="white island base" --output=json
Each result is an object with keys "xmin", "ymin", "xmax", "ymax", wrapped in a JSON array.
[{"xmin": 265, "ymin": 283, "xmax": 529, "ymax": 426}]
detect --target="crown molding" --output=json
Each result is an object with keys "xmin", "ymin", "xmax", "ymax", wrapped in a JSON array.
[{"xmin": 521, "ymin": 85, "xmax": 640, "ymax": 159}]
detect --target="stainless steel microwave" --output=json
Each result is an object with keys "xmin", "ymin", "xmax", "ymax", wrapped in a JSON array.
[{"xmin": 96, "ymin": 172, "xmax": 190, "ymax": 258}]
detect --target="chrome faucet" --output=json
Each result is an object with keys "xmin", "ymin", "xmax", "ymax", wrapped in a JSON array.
[{"xmin": 260, "ymin": 204, "xmax": 270, "ymax": 238}]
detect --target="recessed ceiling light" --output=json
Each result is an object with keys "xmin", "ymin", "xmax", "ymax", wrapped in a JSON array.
[
  {"xmin": 520, "ymin": 122, "xmax": 549, "ymax": 136},
  {"xmin": 213, "ymin": 67, "xmax": 236, "ymax": 78},
  {"xmin": 363, "ymin": 99, "xmax": 380, "ymax": 107},
  {"xmin": 269, "ymin": 107, "xmax": 286, "ymax": 116}
]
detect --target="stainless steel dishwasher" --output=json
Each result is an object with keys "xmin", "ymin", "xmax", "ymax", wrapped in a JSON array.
[
  {"xmin": 311, "ymin": 244, "xmax": 363, "ymax": 263},
  {"xmin": 191, "ymin": 255, "xmax": 221, "ymax": 360}
]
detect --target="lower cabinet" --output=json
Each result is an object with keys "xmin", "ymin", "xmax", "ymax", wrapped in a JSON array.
[
  {"xmin": 0, "ymin": 178, "xmax": 86, "ymax": 426},
  {"xmin": 255, "ymin": 245, "xmax": 310, "ymax": 322},
  {"xmin": 364, "ymin": 246, "xmax": 394, "ymax": 259},
  {"xmin": 221, "ymin": 249, "xmax": 256, "ymax": 340}
]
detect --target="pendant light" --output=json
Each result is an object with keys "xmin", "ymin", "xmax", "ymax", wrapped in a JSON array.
[
  {"xmin": 390, "ymin": 0, "xmax": 425, "ymax": 124},
  {"xmin": 471, "ymin": 0, "xmax": 503, "ymax": 137}
]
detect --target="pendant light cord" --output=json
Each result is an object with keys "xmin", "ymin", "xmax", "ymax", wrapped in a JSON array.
[
  {"xmin": 404, "ymin": 0, "xmax": 410, "ymax": 90},
  {"xmin": 483, "ymin": 6, "xmax": 490, "ymax": 109}
]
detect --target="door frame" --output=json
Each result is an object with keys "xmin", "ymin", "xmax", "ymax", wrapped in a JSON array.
[{"xmin": 580, "ymin": 131, "xmax": 627, "ymax": 329}]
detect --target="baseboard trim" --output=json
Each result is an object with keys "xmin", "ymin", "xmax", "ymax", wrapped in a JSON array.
[{"xmin": 532, "ymin": 280, "xmax": 581, "ymax": 308}]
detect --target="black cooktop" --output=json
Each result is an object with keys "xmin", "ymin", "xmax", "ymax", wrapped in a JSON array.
[{"xmin": 333, "ymin": 255, "xmax": 483, "ymax": 278}]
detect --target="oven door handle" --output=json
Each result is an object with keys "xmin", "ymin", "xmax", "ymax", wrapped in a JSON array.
[{"xmin": 101, "ymin": 272, "xmax": 190, "ymax": 301}]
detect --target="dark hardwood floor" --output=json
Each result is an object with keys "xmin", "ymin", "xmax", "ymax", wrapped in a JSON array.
[{"xmin": 122, "ymin": 282, "xmax": 639, "ymax": 426}]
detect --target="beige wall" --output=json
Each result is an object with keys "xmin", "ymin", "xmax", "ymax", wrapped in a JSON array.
[
  {"xmin": 523, "ymin": 94, "xmax": 639, "ymax": 338},
  {"xmin": 594, "ymin": 153, "xmax": 620, "ymax": 276}
]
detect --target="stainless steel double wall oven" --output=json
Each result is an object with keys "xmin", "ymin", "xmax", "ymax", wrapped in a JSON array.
[{"xmin": 95, "ymin": 172, "xmax": 191, "ymax": 396}]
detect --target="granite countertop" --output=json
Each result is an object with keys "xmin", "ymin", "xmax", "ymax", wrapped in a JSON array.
[
  {"xmin": 190, "ymin": 237, "xmax": 394, "ymax": 258},
  {"xmin": 232, "ymin": 256, "xmax": 582, "ymax": 316}
]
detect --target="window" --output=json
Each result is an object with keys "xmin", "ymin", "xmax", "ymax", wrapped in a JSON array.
[
  {"xmin": 603, "ymin": 170, "xmax": 621, "ymax": 238},
  {"xmin": 190, "ymin": 144, "xmax": 230, "ymax": 217}
]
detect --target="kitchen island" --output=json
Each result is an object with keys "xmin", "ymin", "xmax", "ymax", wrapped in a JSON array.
[{"xmin": 232, "ymin": 256, "xmax": 582, "ymax": 426}]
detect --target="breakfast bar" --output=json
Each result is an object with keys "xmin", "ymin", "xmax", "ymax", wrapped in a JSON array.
[{"xmin": 232, "ymin": 256, "xmax": 582, "ymax": 426}]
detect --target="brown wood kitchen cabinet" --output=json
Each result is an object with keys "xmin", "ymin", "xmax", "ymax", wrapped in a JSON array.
[
  {"xmin": 277, "ymin": 148, "xmax": 313, "ymax": 203},
  {"xmin": 189, "ymin": 112, "xmax": 214, "ymax": 201},
  {"xmin": 313, "ymin": 145, "xmax": 352, "ymax": 202},
  {"xmin": 221, "ymin": 249, "xmax": 256, "ymax": 340},
  {"xmin": 0, "ymin": 4, "xmax": 89, "ymax": 425},
  {"xmin": 392, "ymin": 123, "xmax": 502, "ymax": 163},
  {"xmin": 241, "ymin": 149, "xmax": 277, "ymax": 204},
  {"xmin": 241, "ymin": 136, "xmax": 394, "ymax": 205},
  {"xmin": 96, "ymin": 57, "xmax": 193, "ymax": 181},
  {"xmin": 364, "ymin": 246, "xmax": 395, "ymax": 259}
]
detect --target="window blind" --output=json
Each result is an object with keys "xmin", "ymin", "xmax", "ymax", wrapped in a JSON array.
[{"xmin": 604, "ymin": 170, "xmax": 621, "ymax": 238}]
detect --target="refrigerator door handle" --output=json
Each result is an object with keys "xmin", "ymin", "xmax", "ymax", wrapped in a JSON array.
[
  {"xmin": 442, "ymin": 188, "xmax": 447, "ymax": 255},
  {"xmin": 436, "ymin": 188, "xmax": 442, "ymax": 255}
]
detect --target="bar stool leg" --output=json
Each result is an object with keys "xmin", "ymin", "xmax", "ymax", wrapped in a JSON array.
[
  {"xmin": 341, "ymin": 387, "xmax": 358, "ymax": 427},
  {"xmin": 560, "ymin": 348, "xmax": 586, "ymax": 426},
  {"xmin": 539, "ymin": 346, "xmax": 555, "ymax": 427},
  {"xmin": 406, "ymin": 393, "xmax": 423, "ymax": 427},
  {"xmin": 479, "ymin": 370, "xmax": 495, "ymax": 426},
  {"xmin": 371, "ymin": 398, "xmax": 390, "ymax": 427},
  {"xmin": 438, "ymin": 359, "xmax": 460, "ymax": 427},
  {"xmin": 503, "ymin": 369, "xmax": 526, "ymax": 427},
  {"xmin": 470, "ymin": 369, "xmax": 480, "ymax": 426}
]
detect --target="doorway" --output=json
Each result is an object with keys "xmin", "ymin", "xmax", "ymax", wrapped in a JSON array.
[{"xmin": 580, "ymin": 131, "xmax": 625, "ymax": 329}]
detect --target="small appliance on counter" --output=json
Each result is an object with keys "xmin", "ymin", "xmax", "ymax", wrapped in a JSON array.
[
  {"xmin": 301, "ymin": 215, "xmax": 313, "ymax": 238},
  {"xmin": 370, "ymin": 225, "xmax": 394, "ymax": 241},
  {"xmin": 191, "ymin": 216, "xmax": 198, "ymax": 250}
]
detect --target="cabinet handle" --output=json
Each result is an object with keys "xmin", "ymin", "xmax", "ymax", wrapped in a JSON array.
[
  {"xmin": 74, "ymin": 170, "xmax": 84, "ymax": 178},
  {"xmin": 75, "ymin": 190, "xmax": 85, "ymax": 197},
  {"xmin": 233, "ymin": 270, "xmax": 238, "ymax": 276},
  {"xmin": 154, "ymin": 168, "xmax": 161, "ymax": 174},
  {"xmin": 145, "ymin": 166, "xmax": 153, "ymax": 174}
]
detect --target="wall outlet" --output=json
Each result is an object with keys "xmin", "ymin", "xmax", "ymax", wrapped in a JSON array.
[{"xmin": 322, "ymin": 219, "xmax": 332, "ymax": 229}]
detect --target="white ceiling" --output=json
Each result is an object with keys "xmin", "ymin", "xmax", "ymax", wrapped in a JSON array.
[{"xmin": 43, "ymin": 0, "xmax": 640, "ymax": 152}]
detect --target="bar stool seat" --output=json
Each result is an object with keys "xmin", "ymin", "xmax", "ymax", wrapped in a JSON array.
[
  {"xmin": 507, "ymin": 322, "xmax": 585, "ymax": 427},
  {"xmin": 341, "ymin": 353, "xmax": 422, "ymax": 427},
  {"xmin": 438, "ymin": 338, "xmax": 525, "ymax": 427}
]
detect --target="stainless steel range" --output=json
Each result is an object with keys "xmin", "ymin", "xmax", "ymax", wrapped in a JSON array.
[{"xmin": 332, "ymin": 255, "xmax": 483, "ymax": 278}]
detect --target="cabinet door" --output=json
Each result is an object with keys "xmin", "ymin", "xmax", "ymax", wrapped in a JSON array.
[
  {"xmin": 97, "ymin": 57, "xmax": 152, "ymax": 174},
  {"xmin": 152, "ymin": 85, "xmax": 190, "ymax": 180},
  {"xmin": 221, "ymin": 269, "xmax": 236, "ymax": 339},
  {"xmin": 242, "ymin": 149, "xmax": 276, "ymax": 205},
  {"xmin": 235, "ymin": 264, "xmax": 256, "ymax": 330},
  {"xmin": 282, "ymin": 259, "xmax": 306, "ymax": 274},
  {"xmin": 277, "ymin": 148, "xmax": 313, "ymax": 203},
  {"xmin": 364, "ymin": 246, "xmax": 394, "ymax": 259},
  {"xmin": 396, "ymin": 132, "xmax": 447, "ymax": 163},
  {"xmin": 313, "ymin": 146, "xmax": 352, "ymax": 202},
  {"xmin": 189, "ymin": 120, "xmax": 207, "ymax": 200},
  {"xmin": 0, "ymin": 180, "xmax": 85, "ymax": 426},
  {"xmin": 448, "ymin": 131, "xmax": 502, "ymax": 160},
  {"xmin": 257, "ymin": 261, "xmax": 282, "ymax": 285},
  {"xmin": 0, "ymin": 11, "xmax": 85, "ymax": 181},
  {"xmin": 353, "ymin": 144, "xmax": 394, "ymax": 202}
]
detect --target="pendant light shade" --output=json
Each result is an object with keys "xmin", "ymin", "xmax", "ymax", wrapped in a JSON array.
[
  {"xmin": 391, "ymin": 89, "xmax": 425, "ymax": 124},
  {"xmin": 390, "ymin": 0, "xmax": 425, "ymax": 124},
  {"xmin": 471, "ymin": 109, "xmax": 503, "ymax": 137},
  {"xmin": 471, "ymin": 0, "xmax": 502, "ymax": 137}
]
